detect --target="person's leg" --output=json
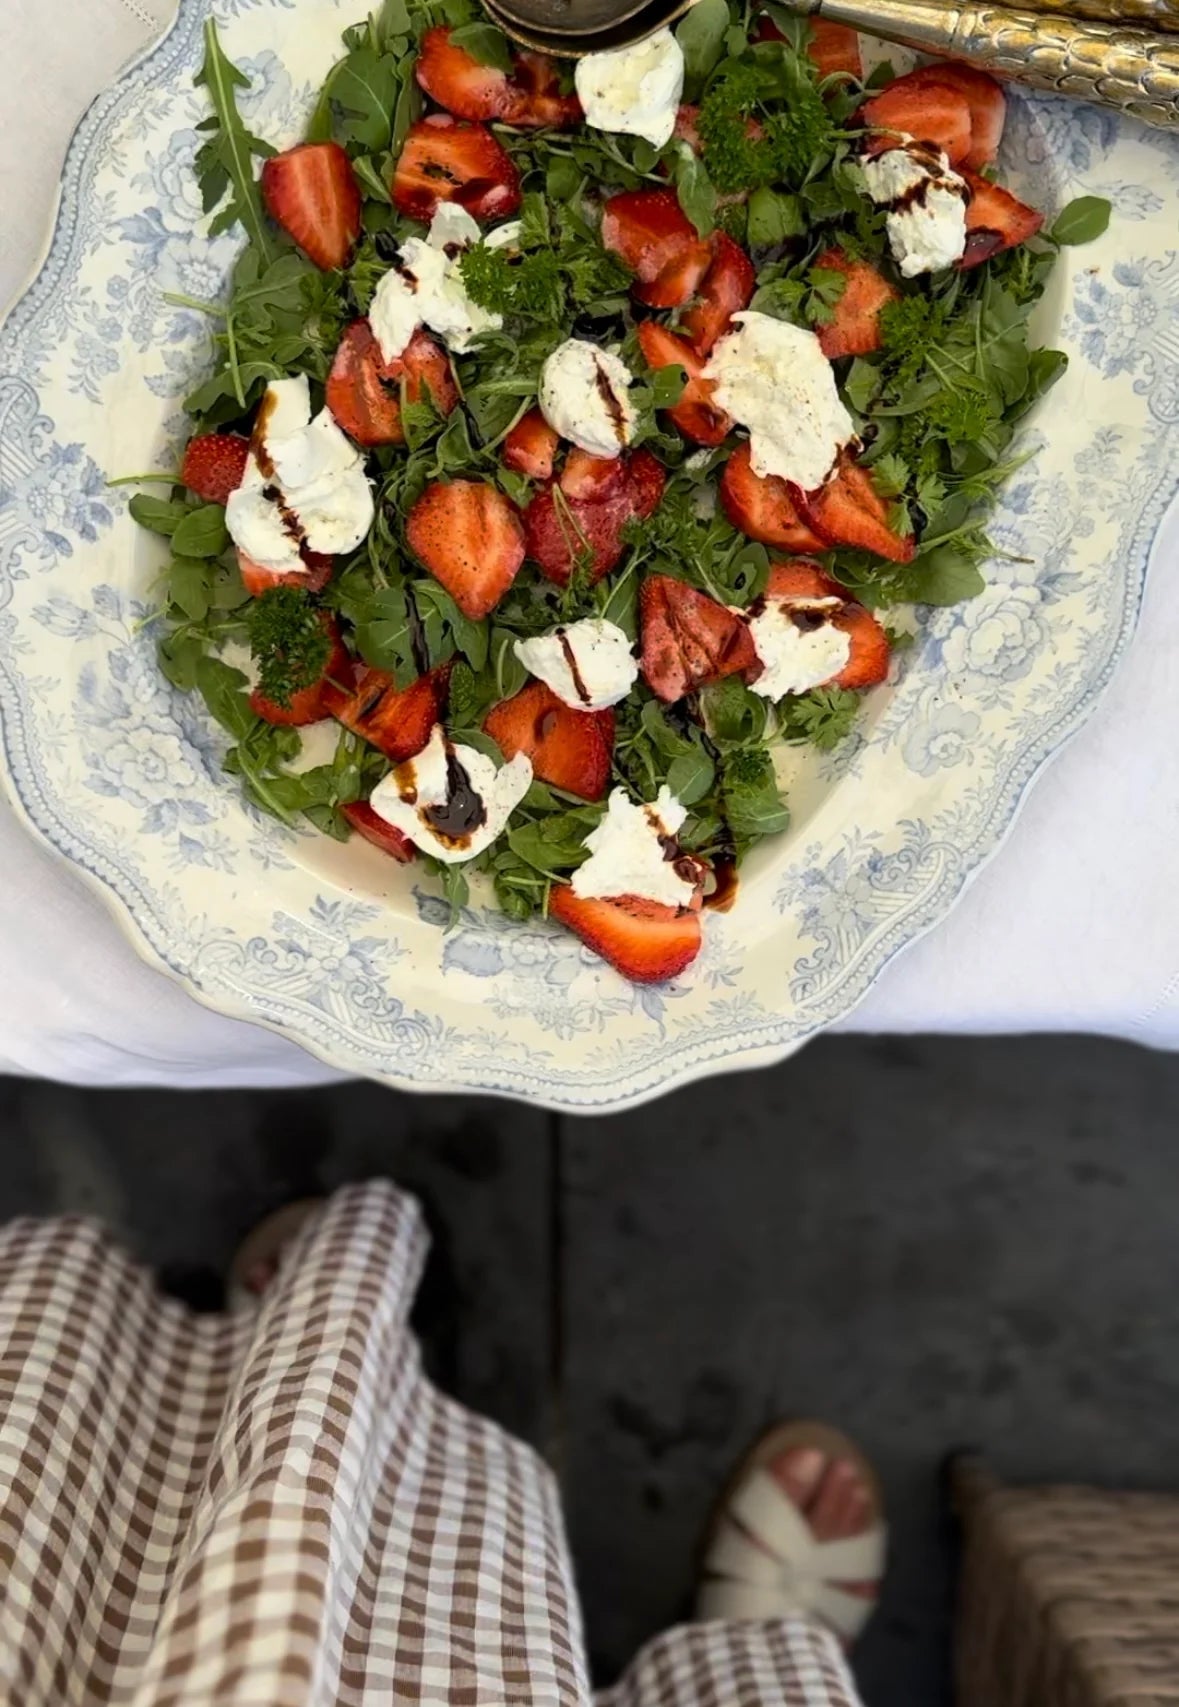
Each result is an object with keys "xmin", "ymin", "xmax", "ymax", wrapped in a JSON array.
[{"xmin": 0, "ymin": 1183, "xmax": 591, "ymax": 1707}]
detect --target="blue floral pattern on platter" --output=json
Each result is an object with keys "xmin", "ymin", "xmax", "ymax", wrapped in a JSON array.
[{"xmin": 0, "ymin": 0, "xmax": 1176, "ymax": 1109}]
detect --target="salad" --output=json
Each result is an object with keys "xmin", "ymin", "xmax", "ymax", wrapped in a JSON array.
[{"xmin": 127, "ymin": 0, "xmax": 1109, "ymax": 984}]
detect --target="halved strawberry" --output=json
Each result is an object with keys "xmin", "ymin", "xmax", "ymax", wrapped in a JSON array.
[
  {"xmin": 329, "ymin": 663, "xmax": 451, "ymax": 763},
  {"xmin": 830, "ymin": 601, "xmax": 891, "ymax": 688},
  {"xmin": 327, "ymin": 321, "xmax": 457, "ymax": 448},
  {"xmin": 765, "ymin": 559, "xmax": 844, "ymax": 602},
  {"xmin": 524, "ymin": 485, "xmax": 634, "ymax": 586},
  {"xmin": 679, "ymin": 232, "xmax": 756, "ymax": 357},
  {"xmin": 600, "ymin": 189, "xmax": 712, "ymax": 310},
  {"xmin": 407, "ymin": 480, "xmax": 525, "ymax": 619},
  {"xmin": 503, "ymin": 408, "xmax": 560, "ymax": 479},
  {"xmin": 719, "ymin": 442, "xmax": 827, "ymax": 553},
  {"xmin": 637, "ymin": 321, "xmax": 732, "ymax": 447},
  {"xmin": 806, "ymin": 19, "xmax": 863, "ymax": 79},
  {"xmin": 391, "ymin": 116, "xmax": 521, "ymax": 223},
  {"xmin": 796, "ymin": 454, "xmax": 915, "ymax": 562},
  {"xmin": 762, "ymin": 560, "xmax": 890, "ymax": 689},
  {"xmin": 415, "ymin": 28, "xmax": 581, "ymax": 129},
  {"xmin": 894, "ymin": 63, "xmax": 1006, "ymax": 170},
  {"xmin": 640, "ymin": 573, "xmax": 757, "ymax": 704},
  {"xmin": 484, "ymin": 681, "xmax": 613, "ymax": 800},
  {"xmin": 860, "ymin": 76, "xmax": 973, "ymax": 166},
  {"xmin": 626, "ymin": 448, "xmax": 667, "ymax": 520},
  {"xmin": 249, "ymin": 614, "xmax": 351, "ymax": 727},
  {"xmin": 180, "ymin": 434, "xmax": 249, "ymax": 506},
  {"xmin": 341, "ymin": 801, "xmax": 416, "ymax": 863},
  {"xmin": 238, "ymin": 551, "xmax": 335, "ymax": 600},
  {"xmin": 814, "ymin": 248, "xmax": 900, "ymax": 361},
  {"xmin": 524, "ymin": 452, "xmax": 664, "ymax": 587},
  {"xmin": 260, "ymin": 142, "xmax": 362, "ymax": 272},
  {"xmin": 549, "ymin": 886, "xmax": 702, "ymax": 984},
  {"xmin": 959, "ymin": 169, "xmax": 1044, "ymax": 268},
  {"xmin": 559, "ymin": 449, "xmax": 627, "ymax": 501}
]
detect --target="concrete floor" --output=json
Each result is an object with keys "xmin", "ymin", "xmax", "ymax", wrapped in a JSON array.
[{"xmin": 3, "ymin": 1033, "xmax": 1179, "ymax": 1705}]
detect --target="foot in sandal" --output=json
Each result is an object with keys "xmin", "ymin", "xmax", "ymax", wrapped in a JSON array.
[{"xmin": 697, "ymin": 1421, "xmax": 886, "ymax": 1647}]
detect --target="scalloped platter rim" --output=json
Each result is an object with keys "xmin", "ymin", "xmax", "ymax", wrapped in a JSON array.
[{"xmin": 1, "ymin": 0, "xmax": 1177, "ymax": 1110}]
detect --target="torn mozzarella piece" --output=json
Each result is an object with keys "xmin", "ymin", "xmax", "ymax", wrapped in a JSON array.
[
  {"xmin": 704, "ymin": 313, "xmax": 855, "ymax": 492},
  {"xmin": 368, "ymin": 724, "xmax": 532, "ymax": 865},
  {"xmin": 862, "ymin": 144, "xmax": 968, "ymax": 277},
  {"xmin": 574, "ymin": 28, "xmax": 685, "ymax": 150},
  {"xmin": 539, "ymin": 339, "xmax": 637, "ymax": 459},
  {"xmin": 572, "ymin": 786, "xmax": 698, "ymax": 908},
  {"xmin": 747, "ymin": 597, "xmax": 851, "ymax": 699},
  {"xmin": 225, "ymin": 375, "xmax": 374, "ymax": 575},
  {"xmin": 514, "ymin": 618, "xmax": 638, "ymax": 711},
  {"xmin": 369, "ymin": 204, "xmax": 517, "ymax": 362}
]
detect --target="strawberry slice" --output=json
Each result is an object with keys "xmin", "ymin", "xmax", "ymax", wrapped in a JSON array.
[
  {"xmin": 600, "ymin": 189, "xmax": 712, "ymax": 310},
  {"xmin": 960, "ymin": 169, "xmax": 1044, "ymax": 268},
  {"xmin": 806, "ymin": 19, "xmax": 863, "ymax": 78},
  {"xmin": 559, "ymin": 449, "xmax": 627, "ymax": 501},
  {"xmin": 249, "ymin": 614, "xmax": 351, "ymax": 727},
  {"xmin": 238, "ymin": 551, "xmax": 335, "ymax": 600},
  {"xmin": 719, "ymin": 442, "xmax": 827, "ymax": 553},
  {"xmin": 814, "ymin": 248, "xmax": 900, "ymax": 361},
  {"xmin": 892, "ymin": 63, "xmax": 1006, "ymax": 170},
  {"xmin": 341, "ymin": 801, "xmax": 416, "ymax": 862},
  {"xmin": 327, "ymin": 321, "xmax": 457, "ymax": 448},
  {"xmin": 860, "ymin": 77, "xmax": 973, "ymax": 166},
  {"xmin": 524, "ymin": 486, "xmax": 634, "ymax": 586},
  {"xmin": 261, "ymin": 142, "xmax": 362, "ymax": 272},
  {"xmin": 524, "ymin": 451, "xmax": 665, "ymax": 587},
  {"xmin": 484, "ymin": 681, "xmax": 613, "ymax": 801},
  {"xmin": 679, "ymin": 232, "xmax": 756, "ymax": 357},
  {"xmin": 407, "ymin": 480, "xmax": 526, "ymax": 619},
  {"xmin": 796, "ymin": 454, "xmax": 915, "ymax": 562},
  {"xmin": 503, "ymin": 408, "xmax": 560, "ymax": 479},
  {"xmin": 763, "ymin": 560, "xmax": 890, "ymax": 689},
  {"xmin": 391, "ymin": 116, "xmax": 521, "ymax": 223},
  {"xmin": 329, "ymin": 663, "xmax": 451, "ymax": 763},
  {"xmin": 415, "ymin": 28, "xmax": 581, "ymax": 129},
  {"xmin": 637, "ymin": 321, "xmax": 732, "ymax": 447},
  {"xmin": 640, "ymin": 573, "xmax": 757, "ymax": 704},
  {"xmin": 180, "ymin": 433, "xmax": 249, "ymax": 506},
  {"xmin": 549, "ymin": 886, "xmax": 702, "ymax": 984}
]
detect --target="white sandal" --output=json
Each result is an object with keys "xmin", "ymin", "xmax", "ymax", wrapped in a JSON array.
[{"xmin": 697, "ymin": 1419, "xmax": 887, "ymax": 1646}]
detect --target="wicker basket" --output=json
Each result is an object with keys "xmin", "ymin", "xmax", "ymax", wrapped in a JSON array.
[{"xmin": 953, "ymin": 1459, "xmax": 1179, "ymax": 1707}]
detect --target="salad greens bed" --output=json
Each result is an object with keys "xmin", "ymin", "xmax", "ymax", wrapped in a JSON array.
[{"xmin": 127, "ymin": 0, "xmax": 1109, "ymax": 922}]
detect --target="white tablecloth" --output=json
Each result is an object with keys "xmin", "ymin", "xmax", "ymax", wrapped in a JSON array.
[{"xmin": 2, "ymin": 0, "xmax": 1178, "ymax": 1089}]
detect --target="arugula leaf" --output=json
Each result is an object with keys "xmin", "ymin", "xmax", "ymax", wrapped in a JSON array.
[
  {"xmin": 129, "ymin": 495, "xmax": 189, "ymax": 538},
  {"xmin": 196, "ymin": 655, "xmax": 257, "ymax": 741},
  {"xmin": 448, "ymin": 20, "xmax": 513, "ymax": 69},
  {"xmin": 673, "ymin": 144, "xmax": 717, "ymax": 237},
  {"xmin": 676, "ymin": 0, "xmax": 730, "ymax": 97},
  {"xmin": 1050, "ymin": 195, "xmax": 1111, "ymax": 247},
  {"xmin": 332, "ymin": 48, "xmax": 402, "ymax": 151},
  {"xmin": 194, "ymin": 22, "xmax": 275, "ymax": 261},
  {"xmin": 171, "ymin": 504, "xmax": 229, "ymax": 559}
]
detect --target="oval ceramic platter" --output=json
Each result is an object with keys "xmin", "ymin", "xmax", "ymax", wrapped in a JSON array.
[{"xmin": 1, "ymin": 0, "xmax": 1177, "ymax": 1110}]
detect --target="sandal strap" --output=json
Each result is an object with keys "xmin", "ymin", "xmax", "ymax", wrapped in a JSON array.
[{"xmin": 699, "ymin": 1467, "xmax": 886, "ymax": 1642}]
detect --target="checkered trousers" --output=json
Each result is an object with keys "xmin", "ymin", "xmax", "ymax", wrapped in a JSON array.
[{"xmin": 0, "ymin": 1181, "xmax": 860, "ymax": 1707}]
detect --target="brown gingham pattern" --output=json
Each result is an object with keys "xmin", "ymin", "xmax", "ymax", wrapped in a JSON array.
[{"xmin": 0, "ymin": 1181, "xmax": 861, "ymax": 1707}]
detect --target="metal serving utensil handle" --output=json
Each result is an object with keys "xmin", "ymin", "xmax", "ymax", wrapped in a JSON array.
[{"xmin": 787, "ymin": 0, "xmax": 1179, "ymax": 128}]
